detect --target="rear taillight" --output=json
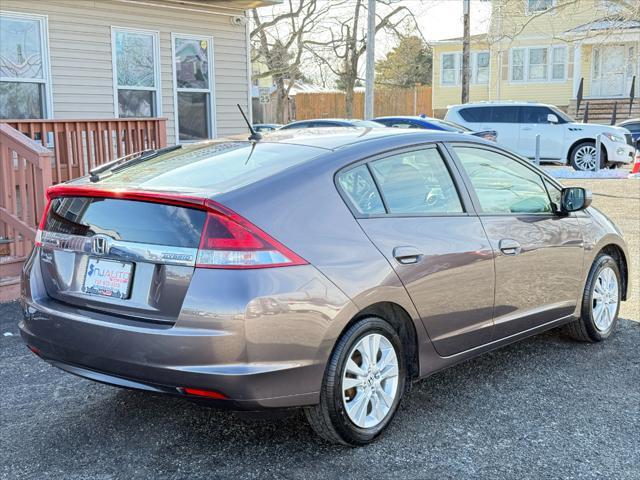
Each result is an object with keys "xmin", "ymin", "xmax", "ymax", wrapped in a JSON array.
[
  {"xmin": 196, "ymin": 206, "xmax": 307, "ymax": 269},
  {"xmin": 39, "ymin": 185, "xmax": 305, "ymax": 269},
  {"xmin": 34, "ymin": 198, "xmax": 52, "ymax": 247}
]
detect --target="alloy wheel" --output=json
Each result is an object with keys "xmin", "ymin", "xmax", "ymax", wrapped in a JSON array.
[
  {"xmin": 341, "ymin": 333, "xmax": 399, "ymax": 429},
  {"xmin": 574, "ymin": 145, "xmax": 598, "ymax": 171},
  {"xmin": 592, "ymin": 266, "xmax": 619, "ymax": 332}
]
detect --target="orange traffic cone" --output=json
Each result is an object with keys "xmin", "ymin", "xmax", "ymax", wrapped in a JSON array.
[{"xmin": 630, "ymin": 150, "xmax": 640, "ymax": 178}]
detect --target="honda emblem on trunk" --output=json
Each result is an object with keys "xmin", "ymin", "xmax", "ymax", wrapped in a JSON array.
[{"xmin": 91, "ymin": 235, "xmax": 110, "ymax": 256}]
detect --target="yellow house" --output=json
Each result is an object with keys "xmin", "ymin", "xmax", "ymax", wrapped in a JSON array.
[{"xmin": 431, "ymin": 0, "xmax": 640, "ymax": 121}]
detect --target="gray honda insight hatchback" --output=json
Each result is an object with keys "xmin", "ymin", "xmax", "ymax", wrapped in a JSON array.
[{"xmin": 20, "ymin": 129, "xmax": 629, "ymax": 445}]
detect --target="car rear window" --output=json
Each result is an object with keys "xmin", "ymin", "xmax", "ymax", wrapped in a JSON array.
[{"xmin": 98, "ymin": 141, "xmax": 325, "ymax": 193}]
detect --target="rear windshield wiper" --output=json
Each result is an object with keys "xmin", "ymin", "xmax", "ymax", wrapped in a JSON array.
[{"xmin": 89, "ymin": 144, "xmax": 182, "ymax": 182}]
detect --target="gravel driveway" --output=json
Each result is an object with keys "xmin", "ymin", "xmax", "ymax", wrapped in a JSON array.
[
  {"xmin": 1, "ymin": 301, "xmax": 638, "ymax": 480},
  {"xmin": 2, "ymin": 178, "xmax": 638, "ymax": 480}
]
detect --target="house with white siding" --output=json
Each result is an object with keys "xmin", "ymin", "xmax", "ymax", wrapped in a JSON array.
[{"xmin": 0, "ymin": 0, "xmax": 280, "ymax": 143}]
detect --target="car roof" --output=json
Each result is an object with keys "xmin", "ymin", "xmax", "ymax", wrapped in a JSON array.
[
  {"xmin": 618, "ymin": 118, "xmax": 639, "ymax": 125},
  {"xmin": 242, "ymin": 127, "xmax": 478, "ymax": 150},
  {"xmin": 448, "ymin": 101, "xmax": 555, "ymax": 109},
  {"xmin": 375, "ymin": 116, "xmax": 437, "ymax": 121}
]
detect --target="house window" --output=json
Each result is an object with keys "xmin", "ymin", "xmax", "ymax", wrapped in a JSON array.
[
  {"xmin": 527, "ymin": 0, "xmax": 554, "ymax": 13},
  {"xmin": 0, "ymin": 12, "xmax": 51, "ymax": 119},
  {"xmin": 112, "ymin": 28, "xmax": 160, "ymax": 118},
  {"xmin": 173, "ymin": 34, "xmax": 215, "ymax": 142},
  {"xmin": 551, "ymin": 46, "xmax": 567, "ymax": 80},
  {"xmin": 441, "ymin": 52, "xmax": 489, "ymax": 86},
  {"xmin": 475, "ymin": 52, "xmax": 490, "ymax": 84},
  {"xmin": 510, "ymin": 46, "xmax": 566, "ymax": 82},
  {"xmin": 528, "ymin": 48, "xmax": 548, "ymax": 81},
  {"xmin": 442, "ymin": 53, "xmax": 458, "ymax": 85},
  {"xmin": 510, "ymin": 49, "xmax": 525, "ymax": 81}
]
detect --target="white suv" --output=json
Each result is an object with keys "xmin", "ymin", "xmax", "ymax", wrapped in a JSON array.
[{"xmin": 445, "ymin": 102, "xmax": 635, "ymax": 171}]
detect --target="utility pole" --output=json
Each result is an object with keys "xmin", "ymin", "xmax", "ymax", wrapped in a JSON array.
[
  {"xmin": 364, "ymin": 0, "xmax": 376, "ymax": 119},
  {"xmin": 461, "ymin": 0, "xmax": 470, "ymax": 104}
]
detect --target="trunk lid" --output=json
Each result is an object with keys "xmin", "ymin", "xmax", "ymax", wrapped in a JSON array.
[{"xmin": 38, "ymin": 190, "xmax": 208, "ymax": 323}]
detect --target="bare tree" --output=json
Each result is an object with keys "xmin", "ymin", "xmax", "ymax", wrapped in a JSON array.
[
  {"xmin": 306, "ymin": 0, "xmax": 421, "ymax": 117},
  {"xmin": 251, "ymin": 0, "xmax": 329, "ymax": 123}
]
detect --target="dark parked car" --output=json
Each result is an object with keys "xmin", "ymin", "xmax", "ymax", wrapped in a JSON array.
[
  {"xmin": 617, "ymin": 118, "xmax": 640, "ymax": 143},
  {"xmin": 375, "ymin": 115, "xmax": 498, "ymax": 142},
  {"xmin": 253, "ymin": 123, "xmax": 282, "ymax": 133},
  {"xmin": 279, "ymin": 118, "xmax": 384, "ymax": 129},
  {"xmin": 21, "ymin": 129, "xmax": 629, "ymax": 445}
]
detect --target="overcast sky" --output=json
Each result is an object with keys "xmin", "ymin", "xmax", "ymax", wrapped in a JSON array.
[{"xmin": 414, "ymin": 0, "xmax": 492, "ymax": 41}]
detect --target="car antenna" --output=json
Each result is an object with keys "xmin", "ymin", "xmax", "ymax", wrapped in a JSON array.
[{"xmin": 237, "ymin": 103, "xmax": 262, "ymax": 142}]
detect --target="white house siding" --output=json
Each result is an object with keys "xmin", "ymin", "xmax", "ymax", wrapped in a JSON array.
[{"xmin": 1, "ymin": 0, "xmax": 251, "ymax": 143}]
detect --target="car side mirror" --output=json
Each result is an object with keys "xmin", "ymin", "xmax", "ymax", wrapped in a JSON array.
[
  {"xmin": 561, "ymin": 187, "xmax": 592, "ymax": 213},
  {"xmin": 547, "ymin": 113, "xmax": 559, "ymax": 124}
]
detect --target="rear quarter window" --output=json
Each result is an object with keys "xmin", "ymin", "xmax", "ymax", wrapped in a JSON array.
[{"xmin": 459, "ymin": 107, "xmax": 492, "ymax": 123}]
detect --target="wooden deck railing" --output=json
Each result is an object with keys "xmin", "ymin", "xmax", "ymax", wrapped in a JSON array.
[
  {"xmin": 0, "ymin": 123, "xmax": 53, "ymax": 257},
  {"xmin": 3, "ymin": 118, "xmax": 167, "ymax": 183}
]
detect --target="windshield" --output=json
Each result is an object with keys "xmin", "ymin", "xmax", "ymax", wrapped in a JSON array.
[{"xmin": 98, "ymin": 141, "xmax": 326, "ymax": 193}]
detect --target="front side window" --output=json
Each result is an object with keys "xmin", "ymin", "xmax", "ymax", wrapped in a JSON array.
[
  {"xmin": 454, "ymin": 146, "xmax": 552, "ymax": 214},
  {"xmin": 174, "ymin": 35, "xmax": 214, "ymax": 142},
  {"xmin": 113, "ymin": 29, "xmax": 159, "ymax": 118},
  {"xmin": 369, "ymin": 148, "xmax": 463, "ymax": 215},
  {"xmin": 0, "ymin": 13, "xmax": 50, "ymax": 119},
  {"xmin": 337, "ymin": 164, "xmax": 385, "ymax": 215},
  {"xmin": 521, "ymin": 106, "xmax": 552, "ymax": 124}
]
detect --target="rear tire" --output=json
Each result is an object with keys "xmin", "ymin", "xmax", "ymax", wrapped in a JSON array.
[
  {"xmin": 570, "ymin": 140, "xmax": 605, "ymax": 171},
  {"xmin": 565, "ymin": 254, "xmax": 621, "ymax": 342},
  {"xmin": 304, "ymin": 317, "xmax": 405, "ymax": 446}
]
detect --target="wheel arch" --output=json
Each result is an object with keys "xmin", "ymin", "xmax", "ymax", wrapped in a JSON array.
[
  {"xmin": 343, "ymin": 301, "xmax": 420, "ymax": 388},
  {"xmin": 598, "ymin": 243, "xmax": 629, "ymax": 301},
  {"xmin": 566, "ymin": 138, "xmax": 608, "ymax": 164}
]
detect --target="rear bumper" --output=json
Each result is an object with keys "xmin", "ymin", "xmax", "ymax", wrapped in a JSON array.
[{"xmin": 20, "ymin": 250, "xmax": 355, "ymax": 409}]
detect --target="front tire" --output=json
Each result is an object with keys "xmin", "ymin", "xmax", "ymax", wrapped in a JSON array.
[
  {"xmin": 565, "ymin": 254, "xmax": 621, "ymax": 342},
  {"xmin": 304, "ymin": 317, "xmax": 405, "ymax": 446},
  {"xmin": 570, "ymin": 141, "xmax": 605, "ymax": 171}
]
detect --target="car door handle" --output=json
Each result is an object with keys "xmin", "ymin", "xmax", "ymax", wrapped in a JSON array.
[
  {"xmin": 521, "ymin": 127, "xmax": 533, "ymax": 131},
  {"xmin": 393, "ymin": 246, "xmax": 423, "ymax": 264},
  {"xmin": 499, "ymin": 239, "xmax": 522, "ymax": 256}
]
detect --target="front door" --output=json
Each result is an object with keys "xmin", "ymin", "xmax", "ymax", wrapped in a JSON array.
[
  {"xmin": 518, "ymin": 106, "xmax": 565, "ymax": 161},
  {"xmin": 450, "ymin": 145, "xmax": 584, "ymax": 339},
  {"xmin": 340, "ymin": 145, "xmax": 496, "ymax": 357},
  {"xmin": 592, "ymin": 45, "xmax": 626, "ymax": 97}
]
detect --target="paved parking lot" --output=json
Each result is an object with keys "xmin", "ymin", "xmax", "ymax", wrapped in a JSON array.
[{"xmin": 1, "ymin": 178, "xmax": 638, "ymax": 480}]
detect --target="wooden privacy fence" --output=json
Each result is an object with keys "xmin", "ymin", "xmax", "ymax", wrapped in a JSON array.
[
  {"xmin": 0, "ymin": 123, "xmax": 53, "ymax": 257},
  {"xmin": 3, "ymin": 118, "xmax": 167, "ymax": 184},
  {"xmin": 295, "ymin": 86, "xmax": 432, "ymax": 120}
]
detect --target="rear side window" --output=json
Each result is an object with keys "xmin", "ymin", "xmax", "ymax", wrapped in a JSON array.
[
  {"xmin": 459, "ymin": 107, "xmax": 492, "ymax": 123},
  {"xmin": 490, "ymin": 106, "xmax": 520, "ymax": 123},
  {"xmin": 99, "ymin": 142, "xmax": 325, "ymax": 193},
  {"xmin": 369, "ymin": 148, "xmax": 463, "ymax": 215},
  {"xmin": 337, "ymin": 165, "xmax": 385, "ymax": 215}
]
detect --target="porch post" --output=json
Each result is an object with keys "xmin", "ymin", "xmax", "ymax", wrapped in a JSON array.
[{"xmin": 572, "ymin": 42, "xmax": 582, "ymax": 98}]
